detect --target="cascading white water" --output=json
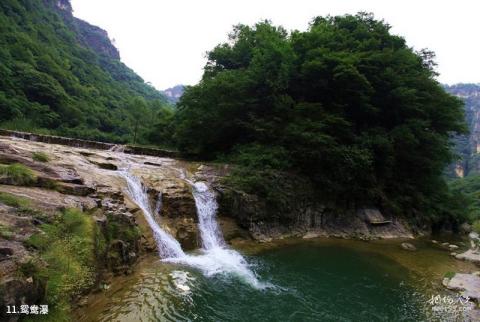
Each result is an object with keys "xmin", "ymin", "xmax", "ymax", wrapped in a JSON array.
[
  {"xmin": 119, "ymin": 170, "xmax": 185, "ymax": 258},
  {"xmin": 191, "ymin": 182, "xmax": 224, "ymax": 249},
  {"xmin": 173, "ymin": 180, "xmax": 266, "ymax": 288},
  {"xmin": 119, "ymin": 168, "xmax": 266, "ymax": 288}
]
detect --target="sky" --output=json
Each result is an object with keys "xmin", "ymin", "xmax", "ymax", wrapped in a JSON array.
[{"xmin": 70, "ymin": 0, "xmax": 479, "ymax": 90}]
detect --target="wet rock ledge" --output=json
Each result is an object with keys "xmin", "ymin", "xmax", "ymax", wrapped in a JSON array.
[
  {"xmin": 0, "ymin": 136, "xmax": 197, "ymax": 321},
  {"xmin": 0, "ymin": 129, "xmax": 180, "ymax": 159}
]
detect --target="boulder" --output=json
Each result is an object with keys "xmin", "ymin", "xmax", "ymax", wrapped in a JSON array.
[
  {"xmin": 456, "ymin": 250, "xmax": 480, "ymax": 265},
  {"xmin": 358, "ymin": 208, "xmax": 391, "ymax": 225},
  {"xmin": 443, "ymin": 273, "xmax": 480, "ymax": 301},
  {"xmin": 460, "ymin": 223, "xmax": 472, "ymax": 234}
]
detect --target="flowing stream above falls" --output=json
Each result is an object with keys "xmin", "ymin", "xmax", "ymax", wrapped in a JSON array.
[{"xmin": 119, "ymin": 169, "xmax": 264, "ymax": 288}]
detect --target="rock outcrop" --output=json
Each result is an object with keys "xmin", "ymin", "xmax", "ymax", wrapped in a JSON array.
[
  {"xmin": 53, "ymin": 0, "xmax": 120, "ymax": 60},
  {"xmin": 443, "ymin": 273, "xmax": 480, "ymax": 301},
  {"xmin": 0, "ymin": 136, "xmax": 196, "ymax": 320},
  {"xmin": 212, "ymin": 169, "xmax": 413, "ymax": 242},
  {"xmin": 456, "ymin": 250, "xmax": 480, "ymax": 265}
]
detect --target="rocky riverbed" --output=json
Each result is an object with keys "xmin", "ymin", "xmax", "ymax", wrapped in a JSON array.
[
  {"xmin": 2, "ymin": 134, "xmax": 480, "ymax": 321},
  {"xmin": 0, "ymin": 135, "xmax": 210, "ymax": 320}
]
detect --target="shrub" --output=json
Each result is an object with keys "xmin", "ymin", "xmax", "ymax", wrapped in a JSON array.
[
  {"xmin": 0, "ymin": 163, "xmax": 36, "ymax": 185},
  {"xmin": 26, "ymin": 209, "xmax": 97, "ymax": 318},
  {"xmin": 0, "ymin": 224, "xmax": 13, "ymax": 239},
  {"xmin": 0, "ymin": 191, "xmax": 30, "ymax": 208},
  {"xmin": 444, "ymin": 271, "xmax": 456, "ymax": 279},
  {"xmin": 32, "ymin": 151, "xmax": 50, "ymax": 162}
]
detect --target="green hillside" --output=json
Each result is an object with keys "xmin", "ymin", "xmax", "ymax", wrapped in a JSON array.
[{"xmin": 0, "ymin": 0, "xmax": 171, "ymax": 143}]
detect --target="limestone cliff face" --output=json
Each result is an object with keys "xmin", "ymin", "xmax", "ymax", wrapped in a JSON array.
[
  {"xmin": 445, "ymin": 84, "xmax": 480, "ymax": 177},
  {"xmin": 53, "ymin": 0, "xmax": 120, "ymax": 60},
  {"xmin": 73, "ymin": 19, "xmax": 120, "ymax": 60},
  {"xmin": 210, "ymin": 171, "xmax": 414, "ymax": 242},
  {"xmin": 162, "ymin": 85, "xmax": 185, "ymax": 104}
]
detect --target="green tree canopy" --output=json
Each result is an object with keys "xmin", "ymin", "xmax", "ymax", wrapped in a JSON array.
[{"xmin": 173, "ymin": 13, "xmax": 466, "ymax": 220}]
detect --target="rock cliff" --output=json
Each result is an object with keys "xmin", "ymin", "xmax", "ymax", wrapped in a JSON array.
[
  {"xmin": 53, "ymin": 0, "xmax": 120, "ymax": 60},
  {"xmin": 445, "ymin": 84, "xmax": 480, "ymax": 177}
]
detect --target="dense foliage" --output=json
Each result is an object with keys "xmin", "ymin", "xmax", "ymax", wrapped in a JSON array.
[
  {"xmin": 0, "ymin": 0, "xmax": 171, "ymax": 143},
  {"xmin": 25, "ymin": 208, "xmax": 97, "ymax": 320},
  {"xmin": 173, "ymin": 13, "xmax": 467, "ymax": 221},
  {"xmin": 449, "ymin": 175, "xmax": 480, "ymax": 234}
]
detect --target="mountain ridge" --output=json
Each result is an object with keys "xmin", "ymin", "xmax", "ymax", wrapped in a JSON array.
[{"xmin": 0, "ymin": 0, "xmax": 169, "ymax": 143}]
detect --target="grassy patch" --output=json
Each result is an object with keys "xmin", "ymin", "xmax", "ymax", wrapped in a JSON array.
[
  {"xmin": 32, "ymin": 152, "xmax": 50, "ymax": 162},
  {"xmin": 104, "ymin": 214, "xmax": 141, "ymax": 244},
  {"xmin": 0, "ymin": 224, "xmax": 13, "ymax": 239},
  {"xmin": 25, "ymin": 209, "xmax": 97, "ymax": 318},
  {"xmin": 0, "ymin": 163, "xmax": 37, "ymax": 186},
  {"xmin": 444, "ymin": 271, "xmax": 456, "ymax": 279},
  {"xmin": 0, "ymin": 191, "xmax": 30, "ymax": 208},
  {"xmin": 0, "ymin": 191, "xmax": 48, "ymax": 221}
]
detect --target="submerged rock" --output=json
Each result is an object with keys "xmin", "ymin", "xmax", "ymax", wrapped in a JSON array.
[{"xmin": 401, "ymin": 242, "xmax": 416, "ymax": 251}]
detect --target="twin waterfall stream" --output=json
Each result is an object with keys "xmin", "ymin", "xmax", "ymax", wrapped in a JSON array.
[{"xmin": 118, "ymin": 169, "xmax": 265, "ymax": 288}]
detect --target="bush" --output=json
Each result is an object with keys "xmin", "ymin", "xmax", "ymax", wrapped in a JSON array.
[
  {"xmin": 449, "ymin": 175, "xmax": 480, "ymax": 222},
  {"xmin": 0, "ymin": 224, "xmax": 13, "ymax": 239},
  {"xmin": 32, "ymin": 151, "xmax": 50, "ymax": 162},
  {"xmin": 0, "ymin": 191, "xmax": 30, "ymax": 207},
  {"xmin": 444, "ymin": 271, "xmax": 456, "ymax": 279},
  {"xmin": 473, "ymin": 220, "xmax": 480, "ymax": 234},
  {"xmin": 0, "ymin": 163, "xmax": 37, "ymax": 185},
  {"xmin": 26, "ymin": 209, "xmax": 97, "ymax": 317}
]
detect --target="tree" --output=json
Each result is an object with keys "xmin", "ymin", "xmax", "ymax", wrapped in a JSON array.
[
  {"xmin": 126, "ymin": 97, "xmax": 148, "ymax": 145},
  {"xmin": 173, "ymin": 13, "xmax": 467, "ymax": 220}
]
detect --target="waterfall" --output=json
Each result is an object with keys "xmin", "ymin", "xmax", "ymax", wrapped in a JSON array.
[
  {"xmin": 191, "ymin": 182, "xmax": 224, "ymax": 250},
  {"xmin": 119, "ymin": 170, "xmax": 185, "ymax": 259},
  {"xmin": 118, "ymin": 168, "xmax": 265, "ymax": 288},
  {"xmin": 175, "ymin": 180, "xmax": 265, "ymax": 288}
]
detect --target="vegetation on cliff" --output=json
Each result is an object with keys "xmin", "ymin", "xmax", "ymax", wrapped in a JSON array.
[
  {"xmin": 0, "ymin": 0, "xmax": 171, "ymax": 144},
  {"xmin": 449, "ymin": 175, "xmax": 480, "ymax": 228},
  {"xmin": 171, "ymin": 13, "xmax": 467, "ymax": 223},
  {"xmin": 445, "ymin": 83, "xmax": 480, "ymax": 177},
  {"xmin": 25, "ymin": 209, "xmax": 97, "ymax": 320}
]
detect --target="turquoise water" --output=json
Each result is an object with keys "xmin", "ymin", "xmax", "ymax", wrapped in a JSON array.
[{"xmin": 83, "ymin": 242, "xmax": 430, "ymax": 322}]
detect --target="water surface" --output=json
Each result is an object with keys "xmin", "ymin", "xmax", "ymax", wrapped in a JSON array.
[{"xmin": 78, "ymin": 238, "xmax": 474, "ymax": 322}]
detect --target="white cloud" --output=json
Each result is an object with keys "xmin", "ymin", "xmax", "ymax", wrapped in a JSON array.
[{"xmin": 71, "ymin": 0, "xmax": 479, "ymax": 89}]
